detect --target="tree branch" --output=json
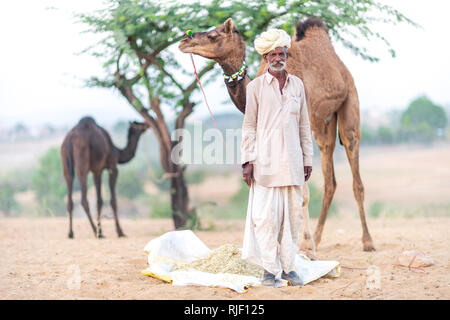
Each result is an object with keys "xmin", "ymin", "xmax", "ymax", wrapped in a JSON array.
[
  {"xmin": 176, "ymin": 101, "xmax": 195, "ymax": 131},
  {"xmin": 157, "ymin": 62, "xmax": 184, "ymax": 92},
  {"xmin": 113, "ymin": 71, "xmax": 172, "ymax": 173},
  {"xmin": 150, "ymin": 96, "xmax": 173, "ymax": 166},
  {"xmin": 174, "ymin": 61, "xmax": 216, "ymax": 130},
  {"xmin": 151, "ymin": 35, "xmax": 184, "ymax": 58},
  {"xmin": 184, "ymin": 61, "xmax": 216, "ymax": 95}
]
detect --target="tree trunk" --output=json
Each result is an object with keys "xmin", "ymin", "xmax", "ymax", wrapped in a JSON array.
[
  {"xmin": 141, "ymin": 119, "xmax": 192, "ymax": 229},
  {"xmin": 170, "ymin": 162, "xmax": 190, "ymax": 229}
]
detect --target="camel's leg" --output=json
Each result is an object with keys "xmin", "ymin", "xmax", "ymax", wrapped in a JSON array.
[
  {"xmin": 299, "ymin": 183, "xmax": 317, "ymax": 258},
  {"xmin": 73, "ymin": 146, "xmax": 97, "ymax": 237},
  {"xmin": 77, "ymin": 171, "xmax": 97, "ymax": 237},
  {"xmin": 93, "ymin": 172, "xmax": 104, "ymax": 239},
  {"xmin": 312, "ymin": 114, "xmax": 338, "ymax": 249},
  {"xmin": 62, "ymin": 159, "xmax": 75, "ymax": 238},
  {"xmin": 109, "ymin": 167, "xmax": 125, "ymax": 237},
  {"xmin": 77, "ymin": 172, "xmax": 97, "ymax": 237},
  {"xmin": 65, "ymin": 176, "xmax": 74, "ymax": 239},
  {"xmin": 337, "ymin": 96, "xmax": 375, "ymax": 251},
  {"xmin": 299, "ymin": 184, "xmax": 312, "ymax": 247}
]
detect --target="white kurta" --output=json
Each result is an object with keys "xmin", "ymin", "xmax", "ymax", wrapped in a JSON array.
[
  {"xmin": 240, "ymin": 71, "xmax": 313, "ymax": 187},
  {"xmin": 242, "ymin": 181, "xmax": 303, "ymax": 277},
  {"xmin": 241, "ymin": 71, "xmax": 312, "ymax": 277}
]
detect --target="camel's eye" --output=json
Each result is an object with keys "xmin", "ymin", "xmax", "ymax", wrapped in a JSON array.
[{"xmin": 207, "ymin": 33, "xmax": 218, "ymax": 41}]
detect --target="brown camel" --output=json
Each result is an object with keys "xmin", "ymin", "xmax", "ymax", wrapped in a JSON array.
[
  {"xmin": 61, "ymin": 116, "xmax": 148, "ymax": 239},
  {"xmin": 179, "ymin": 17, "xmax": 375, "ymax": 251}
]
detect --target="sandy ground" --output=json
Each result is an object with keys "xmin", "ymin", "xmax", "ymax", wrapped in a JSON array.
[
  {"xmin": 1, "ymin": 140, "xmax": 449, "ymax": 300},
  {"xmin": 1, "ymin": 216, "xmax": 449, "ymax": 300}
]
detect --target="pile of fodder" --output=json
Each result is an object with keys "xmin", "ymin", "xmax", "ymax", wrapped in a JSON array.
[{"xmin": 172, "ymin": 244, "xmax": 264, "ymax": 278}]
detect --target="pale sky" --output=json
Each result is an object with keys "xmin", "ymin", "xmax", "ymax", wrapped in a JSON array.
[{"xmin": 0, "ymin": 0, "xmax": 449, "ymax": 128}]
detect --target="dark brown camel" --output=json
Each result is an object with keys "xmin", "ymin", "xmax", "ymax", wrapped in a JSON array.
[{"xmin": 61, "ymin": 116, "xmax": 148, "ymax": 238}]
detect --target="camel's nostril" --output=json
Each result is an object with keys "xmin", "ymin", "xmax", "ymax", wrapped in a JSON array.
[{"xmin": 180, "ymin": 36, "xmax": 190, "ymax": 43}]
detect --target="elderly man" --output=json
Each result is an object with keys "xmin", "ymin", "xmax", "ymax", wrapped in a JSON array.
[{"xmin": 240, "ymin": 29, "xmax": 314, "ymax": 287}]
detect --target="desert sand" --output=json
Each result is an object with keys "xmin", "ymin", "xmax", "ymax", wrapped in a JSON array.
[
  {"xmin": 1, "ymin": 216, "xmax": 448, "ymax": 300},
  {"xmin": 1, "ymin": 143, "xmax": 450, "ymax": 300}
]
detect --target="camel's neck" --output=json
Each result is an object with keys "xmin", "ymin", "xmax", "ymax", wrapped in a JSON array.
[
  {"xmin": 219, "ymin": 55, "xmax": 245, "ymax": 77},
  {"xmin": 218, "ymin": 50, "xmax": 251, "ymax": 114},
  {"xmin": 117, "ymin": 131, "xmax": 143, "ymax": 164},
  {"xmin": 225, "ymin": 75, "xmax": 251, "ymax": 114}
]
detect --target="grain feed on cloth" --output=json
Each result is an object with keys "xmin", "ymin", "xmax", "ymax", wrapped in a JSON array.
[{"xmin": 141, "ymin": 230, "xmax": 340, "ymax": 293}]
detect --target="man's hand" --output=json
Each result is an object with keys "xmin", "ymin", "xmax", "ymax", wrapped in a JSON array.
[
  {"xmin": 242, "ymin": 162, "xmax": 254, "ymax": 187},
  {"xmin": 304, "ymin": 166, "xmax": 312, "ymax": 182}
]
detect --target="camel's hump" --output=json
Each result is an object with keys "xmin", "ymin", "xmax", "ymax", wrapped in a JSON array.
[
  {"xmin": 77, "ymin": 116, "xmax": 97, "ymax": 128},
  {"xmin": 295, "ymin": 18, "xmax": 328, "ymax": 41}
]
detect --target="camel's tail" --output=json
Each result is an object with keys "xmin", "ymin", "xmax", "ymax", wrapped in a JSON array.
[
  {"xmin": 295, "ymin": 18, "xmax": 328, "ymax": 41},
  {"xmin": 335, "ymin": 112, "xmax": 344, "ymax": 146}
]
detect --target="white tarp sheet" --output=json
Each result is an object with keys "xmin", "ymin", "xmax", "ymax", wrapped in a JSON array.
[{"xmin": 142, "ymin": 230, "xmax": 340, "ymax": 293}]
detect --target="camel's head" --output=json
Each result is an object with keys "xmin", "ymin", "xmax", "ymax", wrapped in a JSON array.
[
  {"xmin": 129, "ymin": 121, "xmax": 149, "ymax": 137},
  {"xmin": 178, "ymin": 18, "xmax": 245, "ymax": 62}
]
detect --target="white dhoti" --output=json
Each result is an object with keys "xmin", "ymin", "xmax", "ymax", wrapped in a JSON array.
[{"xmin": 242, "ymin": 181, "xmax": 303, "ymax": 277}]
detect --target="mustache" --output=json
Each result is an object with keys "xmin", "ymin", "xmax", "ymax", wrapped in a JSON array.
[{"xmin": 269, "ymin": 60, "xmax": 286, "ymax": 70}]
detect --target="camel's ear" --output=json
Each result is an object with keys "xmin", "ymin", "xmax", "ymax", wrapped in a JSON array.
[{"xmin": 224, "ymin": 18, "xmax": 234, "ymax": 34}]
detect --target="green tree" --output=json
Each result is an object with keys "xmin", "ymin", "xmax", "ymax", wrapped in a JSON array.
[
  {"xmin": 31, "ymin": 148, "xmax": 67, "ymax": 216},
  {"xmin": 360, "ymin": 126, "xmax": 374, "ymax": 145},
  {"xmin": 401, "ymin": 95, "xmax": 448, "ymax": 142},
  {"xmin": 376, "ymin": 126, "xmax": 395, "ymax": 144},
  {"xmin": 76, "ymin": 0, "xmax": 415, "ymax": 229},
  {"xmin": 308, "ymin": 182, "xmax": 337, "ymax": 218},
  {"xmin": 0, "ymin": 181, "xmax": 19, "ymax": 216},
  {"xmin": 116, "ymin": 168, "xmax": 145, "ymax": 199}
]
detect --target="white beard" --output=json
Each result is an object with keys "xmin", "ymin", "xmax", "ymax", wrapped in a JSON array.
[{"xmin": 269, "ymin": 61, "xmax": 286, "ymax": 72}]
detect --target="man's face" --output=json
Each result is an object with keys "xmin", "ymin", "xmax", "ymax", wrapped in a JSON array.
[{"xmin": 264, "ymin": 47, "xmax": 287, "ymax": 72}]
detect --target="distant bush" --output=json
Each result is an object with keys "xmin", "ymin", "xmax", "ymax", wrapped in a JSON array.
[
  {"xmin": 376, "ymin": 126, "xmax": 395, "ymax": 144},
  {"xmin": 148, "ymin": 195, "xmax": 172, "ymax": 219},
  {"xmin": 226, "ymin": 180, "xmax": 250, "ymax": 219},
  {"xmin": 3, "ymin": 169, "xmax": 31, "ymax": 192},
  {"xmin": 0, "ymin": 180, "xmax": 20, "ymax": 216},
  {"xmin": 369, "ymin": 201, "xmax": 384, "ymax": 218},
  {"xmin": 229, "ymin": 180, "xmax": 249, "ymax": 207},
  {"xmin": 360, "ymin": 127, "xmax": 375, "ymax": 145},
  {"xmin": 308, "ymin": 182, "xmax": 338, "ymax": 218},
  {"xmin": 226, "ymin": 180, "xmax": 338, "ymax": 220},
  {"xmin": 400, "ymin": 95, "xmax": 448, "ymax": 142},
  {"xmin": 358, "ymin": 96, "xmax": 449, "ymax": 145},
  {"xmin": 116, "ymin": 169, "xmax": 144, "ymax": 199},
  {"xmin": 199, "ymin": 179, "xmax": 248, "ymax": 220},
  {"xmin": 31, "ymin": 147, "xmax": 66, "ymax": 216},
  {"xmin": 185, "ymin": 169, "xmax": 207, "ymax": 185}
]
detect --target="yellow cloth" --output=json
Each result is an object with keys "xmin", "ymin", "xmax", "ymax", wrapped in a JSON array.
[
  {"xmin": 254, "ymin": 29, "xmax": 291, "ymax": 55},
  {"xmin": 240, "ymin": 71, "xmax": 314, "ymax": 187}
]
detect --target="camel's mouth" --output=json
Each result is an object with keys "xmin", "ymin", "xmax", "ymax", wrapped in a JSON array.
[
  {"xmin": 178, "ymin": 35, "xmax": 216, "ymax": 60},
  {"xmin": 178, "ymin": 37, "xmax": 195, "ymax": 53},
  {"xmin": 130, "ymin": 121, "xmax": 150, "ymax": 131}
]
